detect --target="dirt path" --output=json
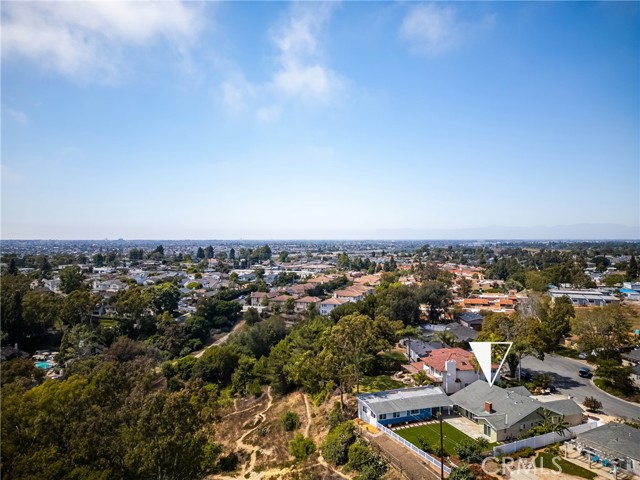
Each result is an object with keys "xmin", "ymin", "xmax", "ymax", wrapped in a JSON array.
[
  {"xmin": 302, "ymin": 393, "xmax": 351, "ymax": 480},
  {"xmin": 213, "ymin": 390, "xmax": 351, "ymax": 480},
  {"xmin": 192, "ymin": 320, "xmax": 245, "ymax": 359},
  {"xmin": 303, "ymin": 393, "xmax": 312, "ymax": 437}
]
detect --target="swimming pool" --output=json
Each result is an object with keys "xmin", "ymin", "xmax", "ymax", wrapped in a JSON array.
[{"xmin": 35, "ymin": 361, "xmax": 53, "ymax": 369}]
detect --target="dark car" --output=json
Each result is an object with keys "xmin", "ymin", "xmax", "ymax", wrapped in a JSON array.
[{"xmin": 578, "ymin": 367, "xmax": 592, "ymax": 378}]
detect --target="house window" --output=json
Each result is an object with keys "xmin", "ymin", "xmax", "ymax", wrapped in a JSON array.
[
  {"xmin": 363, "ymin": 406, "xmax": 368, "ymax": 414},
  {"xmin": 410, "ymin": 409, "xmax": 420, "ymax": 415},
  {"xmin": 379, "ymin": 414, "xmax": 385, "ymax": 420},
  {"xmin": 520, "ymin": 424, "xmax": 526, "ymax": 430},
  {"xmin": 372, "ymin": 413, "xmax": 376, "ymax": 419},
  {"xmin": 393, "ymin": 412, "xmax": 401, "ymax": 418}
]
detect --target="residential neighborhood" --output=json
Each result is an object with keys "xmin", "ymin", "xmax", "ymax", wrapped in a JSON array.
[{"xmin": 2, "ymin": 239, "xmax": 639, "ymax": 480}]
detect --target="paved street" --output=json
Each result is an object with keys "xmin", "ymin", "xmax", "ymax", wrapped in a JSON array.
[{"xmin": 520, "ymin": 354, "xmax": 640, "ymax": 421}]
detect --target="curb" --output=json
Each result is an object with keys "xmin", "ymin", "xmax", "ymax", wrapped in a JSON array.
[{"xmin": 588, "ymin": 379, "xmax": 640, "ymax": 409}]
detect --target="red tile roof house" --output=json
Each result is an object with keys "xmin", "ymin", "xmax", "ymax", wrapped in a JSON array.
[
  {"xmin": 249, "ymin": 291, "xmax": 280, "ymax": 307},
  {"xmin": 319, "ymin": 297, "xmax": 348, "ymax": 316},
  {"xmin": 294, "ymin": 296, "xmax": 321, "ymax": 313},
  {"xmin": 268, "ymin": 294, "xmax": 294, "ymax": 308},
  {"xmin": 411, "ymin": 347, "xmax": 500, "ymax": 394},
  {"xmin": 333, "ymin": 285, "xmax": 373, "ymax": 303}
]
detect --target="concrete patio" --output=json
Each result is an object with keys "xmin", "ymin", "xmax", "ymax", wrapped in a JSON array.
[{"xmin": 444, "ymin": 415, "xmax": 490, "ymax": 441}]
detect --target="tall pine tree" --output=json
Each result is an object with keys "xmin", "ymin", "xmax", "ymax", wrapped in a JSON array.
[{"xmin": 628, "ymin": 255, "xmax": 638, "ymax": 280}]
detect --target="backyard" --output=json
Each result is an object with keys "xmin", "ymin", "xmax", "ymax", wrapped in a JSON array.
[
  {"xmin": 359, "ymin": 375, "xmax": 405, "ymax": 393},
  {"xmin": 535, "ymin": 452, "xmax": 597, "ymax": 479},
  {"xmin": 396, "ymin": 421, "xmax": 475, "ymax": 456}
]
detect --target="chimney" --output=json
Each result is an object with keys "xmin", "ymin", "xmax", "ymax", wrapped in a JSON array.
[{"xmin": 485, "ymin": 401, "xmax": 492, "ymax": 413}]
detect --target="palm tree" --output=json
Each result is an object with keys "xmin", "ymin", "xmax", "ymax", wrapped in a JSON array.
[
  {"xmin": 432, "ymin": 330, "xmax": 456, "ymax": 347},
  {"xmin": 413, "ymin": 371, "xmax": 432, "ymax": 386},
  {"xmin": 538, "ymin": 409, "xmax": 570, "ymax": 436}
]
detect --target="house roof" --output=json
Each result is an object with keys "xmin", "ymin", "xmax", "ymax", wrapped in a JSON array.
[
  {"xmin": 622, "ymin": 348, "xmax": 640, "ymax": 363},
  {"xmin": 576, "ymin": 423, "xmax": 640, "ymax": 460},
  {"xmin": 543, "ymin": 399, "xmax": 584, "ymax": 417},
  {"xmin": 444, "ymin": 323, "xmax": 479, "ymax": 342},
  {"xmin": 270, "ymin": 294, "xmax": 293, "ymax": 302},
  {"xmin": 320, "ymin": 297, "xmax": 347, "ymax": 306},
  {"xmin": 334, "ymin": 289, "xmax": 359, "ymax": 296},
  {"xmin": 357, "ymin": 386, "xmax": 453, "ymax": 416},
  {"xmin": 421, "ymin": 348, "xmax": 477, "ymax": 372},
  {"xmin": 450, "ymin": 381, "xmax": 581, "ymax": 430},
  {"xmin": 458, "ymin": 312, "xmax": 484, "ymax": 324},
  {"xmin": 405, "ymin": 339, "xmax": 445, "ymax": 358},
  {"xmin": 296, "ymin": 296, "xmax": 321, "ymax": 304}
]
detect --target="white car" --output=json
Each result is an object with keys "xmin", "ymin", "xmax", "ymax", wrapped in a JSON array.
[{"xmin": 578, "ymin": 352, "xmax": 587, "ymax": 360}]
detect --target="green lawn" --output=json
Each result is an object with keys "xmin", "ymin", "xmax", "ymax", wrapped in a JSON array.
[
  {"xmin": 99, "ymin": 318, "xmax": 120, "ymax": 328},
  {"xmin": 396, "ymin": 422, "xmax": 472, "ymax": 456},
  {"xmin": 358, "ymin": 375, "xmax": 405, "ymax": 393},
  {"xmin": 535, "ymin": 452, "xmax": 597, "ymax": 479}
]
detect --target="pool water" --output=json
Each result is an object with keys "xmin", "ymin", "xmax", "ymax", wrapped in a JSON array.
[{"xmin": 35, "ymin": 361, "xmax": 52, "ymax": 369}]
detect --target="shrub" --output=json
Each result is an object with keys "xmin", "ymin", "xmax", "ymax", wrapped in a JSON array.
[
  {"xmin": 449, "ymin": 464, "xmax": 475, "ymax": 480},
  {"xmin": 545, "ymin": 443, "xmax": 561, "ymax": 456},
  {"xmin": 327, "ymin": 402, "xmax": 343, "ymax": 428},
  {"xmin": 348, "ymin": 441, "xmax": 373, "ymax": 470},
  {"xmin": 281, "ymin": 411, "xmax": 301, "ymax": 431},
  {"xmin": 456, "ymin": 438, "xmax": 489, "ymax": 463},
  {"xmin": 348, "ymin": 441, "xmax": 388, "ymax": 480},
  {"xmin": 532, "ymin": 373, "xmax": 552, "ymax": 389},
  {"xmin": 322, "ymin": 421, "xmax": 356, "ymax": 466},
  {"xmin": 583, "ymin": 396, "xmax": 602, "ymax": 412},
  {"xmin": 289, "ymin": 433, "xmax": 315, "ymax": 461},
  {"xmin": 510, "ymin": 447, "xmax": 535, "ymax": 459},
  {"xmin": 217, "ymin": 452, "xmax": 239, "ymax": 472}
]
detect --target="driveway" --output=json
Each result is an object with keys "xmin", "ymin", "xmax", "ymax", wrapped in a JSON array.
[{"xmin": 520, "ymin": 354, "xmax": 640, "ymax": 421}]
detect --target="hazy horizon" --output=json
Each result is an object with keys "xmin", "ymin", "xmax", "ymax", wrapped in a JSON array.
[{"xmin": 2, "ymin": 222, "xmax": 638, "ymax": 241}]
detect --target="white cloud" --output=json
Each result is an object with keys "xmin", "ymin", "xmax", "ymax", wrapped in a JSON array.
[
  {"xmin": 1, "ymin": 1, "xmax": 202, "ymax": 82},
  {"xmin": 221, "ymin": 78, "xmax": 254, "ymax": 113},
  {"xmin": 270, "ymin": 2, "xmax": 342, "ymax": 102},
  {"xmin": 3, "ymin": 107, "xmax": 28, "ymax": 126},
  {"xmin": 400, "ymin": 3, "xmax": 494, "ymax": 55},
  {"xmin": 1, "ymin": 164, "xmax": 24, "ymax": 184},
  {"xmin": 256, "ymin": 105, "xmax": 282, "ymax": 123}
]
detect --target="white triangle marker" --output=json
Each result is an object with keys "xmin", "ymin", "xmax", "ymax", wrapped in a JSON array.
[{"xmin": 469, "ymin": 342, "xmax": 513, "ymax": 387}]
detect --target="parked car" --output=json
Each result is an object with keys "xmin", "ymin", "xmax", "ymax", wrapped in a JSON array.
[
  {"xmin": 578, "ymin": 352, "xmax": 587, "ymax": 360},
  {"xmin": 578, "ymin": 367, "xmax": 592, "ymax": 378}
]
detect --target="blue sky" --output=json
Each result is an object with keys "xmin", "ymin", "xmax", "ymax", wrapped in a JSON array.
[{"xmin": 2, "ymin": 1, "xmax": 639, "ymax": 239}]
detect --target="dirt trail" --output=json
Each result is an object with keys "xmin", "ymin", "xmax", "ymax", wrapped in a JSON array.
[
  {"xmin": 192, "ymin": 320, "xmax": 245, "ymax": 359},
  {"xmin": 303, "ymin": 393, "xmax": 312, "ymax": 437},
  {"xmin": 214, "ymin": 390, "xmax": 350, "ymax": 480}
]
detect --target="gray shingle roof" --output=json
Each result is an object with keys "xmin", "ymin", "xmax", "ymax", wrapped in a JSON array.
[
  {"xmin": 459, "ymin": 312, "xmax": 483, "ymax": 324},
  {"xmin": 450, "ymin": 381, "xmax": 581, "ymax": 430},
  {"xmin": 357, "ymin": 386, "xmax": 453, "ymax": 416},
  {"xmin": 576, "ymin": 423, "xmax": 640, "ymax": 460},
  {"xmin": 543, "ymin": 399, "xmax": 584, "ymax": 416}
]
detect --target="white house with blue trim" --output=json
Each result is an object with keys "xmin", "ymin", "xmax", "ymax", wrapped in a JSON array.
[{"xmin": 357, "ymin": 386, "xmax": 453, "ymax": 428}]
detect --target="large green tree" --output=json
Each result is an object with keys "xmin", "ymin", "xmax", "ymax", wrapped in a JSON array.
[
  {"xmin": 571, "ymin": 304, "xmax": 632, "ymax": 355},
  {"xmin": 323, "ymin": 314, "xmax": 378, "ymax": 404},
  {"xmin": 59, "ymin": 265, "xmax": 86, "ymax": 294}
]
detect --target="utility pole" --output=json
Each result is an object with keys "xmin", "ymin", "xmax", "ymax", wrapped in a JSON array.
[{"xmin": 438, "ymin": 411, "xmax": 444, "ymax": 480}]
